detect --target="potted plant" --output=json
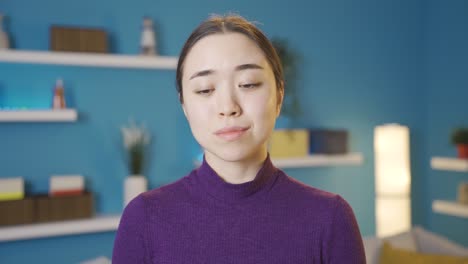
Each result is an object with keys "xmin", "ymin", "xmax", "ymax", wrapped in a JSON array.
[
  {"xmin": 451, "ymin": 127, "xmax": 468, "ymax": 159},
  {"xmin": 121, "ymin": 120, "xmax": 151, "ymax": 206}
]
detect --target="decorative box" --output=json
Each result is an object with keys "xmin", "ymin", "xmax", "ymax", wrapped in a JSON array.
[
  {"xmin": 269, "ymin": 129, "xmax": 309, "ymax": 158},
  {"xmin": 309, "ymin": 129, "xmax": 348, "ymax": 154},
  {"xmin": 0, "ymin": 197, "xmax": 35, "ymax": 226},
  {"xmin": 35, "ymin": 192, "xmax": 94, "ymax": 222},
  {"xmin": 50, "ymin": 26, "xmax": 108, "ymax": 53}
]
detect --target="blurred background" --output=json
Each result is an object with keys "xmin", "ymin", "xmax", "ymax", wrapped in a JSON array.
[{"xmin": 0, "ymin": 0, "xmax": 467, "ymax": 263}]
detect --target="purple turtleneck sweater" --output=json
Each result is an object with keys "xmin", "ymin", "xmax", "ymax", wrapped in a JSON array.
[{"xmin": 112, "ymin": 156, "xmax": 366, "ymax": 263}]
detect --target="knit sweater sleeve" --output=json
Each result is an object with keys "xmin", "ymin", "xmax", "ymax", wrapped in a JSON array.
[
  {"xmin": 323, "ymin": 195, "xmax": 366, "ymax": 264},
  {"xmin": 112, "ymin": 194, "xmax": 150, "ymax": 264}
]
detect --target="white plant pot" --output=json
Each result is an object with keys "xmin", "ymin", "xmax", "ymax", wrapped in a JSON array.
[{"xmin": 124, "ymin": 175, "xmax": 147, "ymax": 207}]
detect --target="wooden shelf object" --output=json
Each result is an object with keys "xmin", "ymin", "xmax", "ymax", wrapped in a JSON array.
[
  {"xmin": 0, "ymin": 50, "xmax": 178, "ymax": 69},
  {"xmin": 0, "ymin": 214, "xmax": 121, "ymax": 242},
  {"xmin": 432, "ymin": 200, "xmax": 468, "ymax": 219},
  {"xmin": 0, "ymin": 109, "xmax": 78, "ymax": 122},
  {"xmin": 431, "ymin": 157, "xmax": 468, "ymax": 172}
]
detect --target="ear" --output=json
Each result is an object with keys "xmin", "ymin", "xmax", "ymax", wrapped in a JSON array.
[
  {"xmin": 276, "ymin": 82, "xmax": 284, "ymax": 117},
  {"xmin": 179, "ymin": 93, "xmax": 188, "ymax": 118},
  {"xmin": 181, "ymin": 103, "xmax": 188, "ymax": 119}
]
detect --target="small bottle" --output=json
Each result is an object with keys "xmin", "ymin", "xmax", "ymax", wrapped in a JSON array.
[
  {"xmin": 140, "ymin": 17, "xmax": 157, "ymax": 55},
  {"xmin": 52, "ymin": 79, "xmax": 66, "ymax": 109},
  {"xmin": 0, "ymin": 13, "xmax": 10, "ymax": 49}
]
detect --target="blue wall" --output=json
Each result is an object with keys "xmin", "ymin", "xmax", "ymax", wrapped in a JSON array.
[
  {"xmin": 422, "ymin": 0, "xmax": 468, "ymax": 247},
  {"xmin": 0, "ymin": 0, "xmax": 465, "ymax": 263}
]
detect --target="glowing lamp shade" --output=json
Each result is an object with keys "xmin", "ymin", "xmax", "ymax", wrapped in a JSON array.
[{"xmin": 374, "ymin": 124, "xmax": 411, "ymax": 237}]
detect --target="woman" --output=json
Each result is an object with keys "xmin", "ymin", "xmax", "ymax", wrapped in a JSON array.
[{"xmin": 113, "ymin": 14, "xmax": 366, "ymax": 264}]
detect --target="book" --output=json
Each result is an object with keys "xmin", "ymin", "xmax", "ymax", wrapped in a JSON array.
[
  {"xmin": 49, "ymin": 175, "xmax": 84, "ymax": 196},
  {"xmin": 0, "ymin": 177, "xmax": 24, "ymax": 201}
]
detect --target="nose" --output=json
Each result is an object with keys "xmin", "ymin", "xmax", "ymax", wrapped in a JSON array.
[{"xmin": 217, "ymin": 90, "xmax": 241, "ymax": 117}]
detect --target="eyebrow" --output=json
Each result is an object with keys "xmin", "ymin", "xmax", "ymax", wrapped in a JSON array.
[{"xmin": 189, "ymin": 63, "xmax": 264, "ymax": 80}]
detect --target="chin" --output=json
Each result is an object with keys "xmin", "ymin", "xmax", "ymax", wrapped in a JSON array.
[{"xmin": 204, "ymin": 144, "xmax": 265, "ymax": 163}]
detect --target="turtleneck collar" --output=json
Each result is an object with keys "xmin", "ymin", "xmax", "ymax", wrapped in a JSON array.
[{"xmin": 194, "ymin": 154, "xmax": 279, "ymax": 203}]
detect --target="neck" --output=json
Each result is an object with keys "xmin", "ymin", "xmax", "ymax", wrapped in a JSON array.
[{"xmin": 204, "ymin": 148, "xmax": 268, "ymax": 184}]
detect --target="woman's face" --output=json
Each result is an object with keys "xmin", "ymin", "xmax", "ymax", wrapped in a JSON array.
[{"xmin": 181, "ymin": 32, "xmax": 282, "ymax": 163}]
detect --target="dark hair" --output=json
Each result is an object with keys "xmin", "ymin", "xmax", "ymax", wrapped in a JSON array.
[{"xmin": 176, "ymin": 14, "xmax": 284, "ymax": 104}]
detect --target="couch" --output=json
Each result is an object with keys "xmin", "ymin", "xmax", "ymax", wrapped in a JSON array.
[{"xmin": 363, "ymin": 226, "xmax": 468, "ymax": 264}]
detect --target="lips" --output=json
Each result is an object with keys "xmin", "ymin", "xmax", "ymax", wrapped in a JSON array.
[{"xmin": 214, "ymin": 126, "xmax": 250, "ymax": 141}]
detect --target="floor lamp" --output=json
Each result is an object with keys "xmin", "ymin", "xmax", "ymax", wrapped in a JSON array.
[{"xmin": 374, "ymin": 124, "xmax": 411, "ymax": 237}]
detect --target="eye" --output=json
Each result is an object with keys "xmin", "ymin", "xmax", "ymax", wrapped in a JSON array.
[
  {"xmin": 195, "ymin": 88, "xmax": 214, "ymax": 95},
  {"xmin": 239, "ymin": 82, "xmax": 262, "ymax": 89}
]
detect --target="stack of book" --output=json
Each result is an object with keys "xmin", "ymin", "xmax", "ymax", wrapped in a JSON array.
[
  {"xmin": 49, "ymin": 175, "xmax": 84, "ymax": 196},
  {"xmin": 0, "ymin": 177, "xmax": 24, "ymax": 201}
]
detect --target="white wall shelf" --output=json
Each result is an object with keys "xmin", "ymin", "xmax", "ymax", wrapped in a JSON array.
[
  {"xmin": 0, "ymin": 109, "xmax": 78, "ymax": 122},
  {"xmin": 0, "ymin": 214, "xmax": 121, "ymax": 242},
  {"xmin": 431, "ymin": 157, "xmax": 468, "ymax": 172},
  {"xmin": 193, "ymin": 153, "xmax": 364, "ymax": 168},
  {"xmin": 432, "ymin": 200, "xmax": 468, "ymax": 219},
  {"xmin": 0, "ymin": 50, "xmax": 178, "ymax": 69},
  {"xmin": 272, "ymin": 153, "xmax": 364, "ymax": 168}
]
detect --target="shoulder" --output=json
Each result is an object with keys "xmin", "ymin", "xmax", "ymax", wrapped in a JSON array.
[
  {"xmin": 274, "ymin": 171, "xmax": 356, "ymax": 223},
  {"xmin": 120, "ymin": 173, "xmax": 194, "ymax": 226},
  {"xmin": 139, "ymin": 172, "xmax": 193, "ymax": 207},
  {"xmin": 277, "ymin": 171, "xmax": 343, "ymax": 207}
]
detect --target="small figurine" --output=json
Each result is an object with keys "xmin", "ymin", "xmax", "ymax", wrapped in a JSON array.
[
  {"xmin": 52, "ymin": 79, "xmax": 66, "ymax": 109},
  {"xmin": 140, "ymin": 17, "xmax": 157, "ymax": 55},
  {"xmin": 0, "ymin": 13, "xmax": 10, "ymax": 49}
]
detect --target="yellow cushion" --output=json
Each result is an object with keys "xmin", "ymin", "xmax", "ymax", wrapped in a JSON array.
[{"xmin": 379, "ymin": 242, "xmax": 468, "ymax": 264}]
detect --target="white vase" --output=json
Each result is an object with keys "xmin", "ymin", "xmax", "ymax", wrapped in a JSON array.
[{"xmin": 124, "ymin": 175, "xmax": 147, "ymax": 207}]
